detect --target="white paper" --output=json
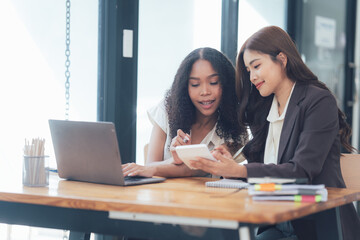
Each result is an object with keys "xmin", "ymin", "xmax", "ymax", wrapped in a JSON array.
[
  {"xmin": 315, "ymin": 16, "xmax": 336, "ymax": 49},
  {"xmin": 123, "ymin": 29, "xmax": 133, "ymax": 58}
]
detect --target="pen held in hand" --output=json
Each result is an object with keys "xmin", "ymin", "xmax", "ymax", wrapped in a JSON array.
[{"xmin": 183, "ymin": 136, "xmax": 190, "ymax": 143}]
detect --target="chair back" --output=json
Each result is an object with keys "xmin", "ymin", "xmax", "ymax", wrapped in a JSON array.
[{"xmin": 340, "ymin": 154, "xmax": 360, "ymax": 190}]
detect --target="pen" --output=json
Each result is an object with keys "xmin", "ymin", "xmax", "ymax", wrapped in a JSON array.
[{"xmin": 183, "ymin": 136, "xmax": 190, "ymax": 143}]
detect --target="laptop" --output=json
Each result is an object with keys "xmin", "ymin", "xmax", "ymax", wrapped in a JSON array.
[{"xmin": 48, "ymin": 119, "xmax": 166, "ymax": 186}]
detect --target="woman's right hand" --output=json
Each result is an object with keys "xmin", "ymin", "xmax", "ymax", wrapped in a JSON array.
[
  {"xmin": 122, "ymin": 163, "xmax": 155, "ymax": 177},
  {"xmin": 170, "ymin": 129, "xmax": 191, "ymax": 165}
]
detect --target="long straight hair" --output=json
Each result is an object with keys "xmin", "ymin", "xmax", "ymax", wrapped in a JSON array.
[{"xmin": 236, "ymin": 26, "xmax": 354, "ymax": 161}]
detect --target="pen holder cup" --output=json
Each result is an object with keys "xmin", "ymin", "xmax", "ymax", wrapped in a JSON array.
[{"xmin": 22, "ymin": 155, "xmax": 49, "ymax": 187}]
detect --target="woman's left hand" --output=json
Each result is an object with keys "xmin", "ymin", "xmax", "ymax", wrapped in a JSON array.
[{"xmin": 189, "ymin": 145, "xmax": 246, "ymax": 178}]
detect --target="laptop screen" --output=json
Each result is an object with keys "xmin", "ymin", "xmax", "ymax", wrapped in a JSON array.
[{"xmin": 49, "ymin": 119, "xmax": 165, "ymax": 186}]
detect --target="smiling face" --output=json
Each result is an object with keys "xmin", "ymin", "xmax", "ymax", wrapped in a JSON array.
[
  {"xmin": 188, "ymin": 59, "xmax": 222, "ymax": 119},
  {"xmin": 243, "ymin": 49, "xmax": 288, "ymax": 97}
]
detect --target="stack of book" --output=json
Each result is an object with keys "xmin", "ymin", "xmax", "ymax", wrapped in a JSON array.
[{"xmin": 247, "ymin": 177, "xmax": 327, "ymax": 203}]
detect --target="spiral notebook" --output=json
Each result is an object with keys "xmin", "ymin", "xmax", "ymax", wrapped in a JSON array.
[{"xmin": 205, "ymin": 179, "xmax": 249, "ymax": 189}]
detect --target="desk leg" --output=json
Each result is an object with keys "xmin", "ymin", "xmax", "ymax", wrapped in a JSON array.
[
  {"xmin": 238, "ymin": 225, "xmax": 256, "ymax": 240},
  {"xmin": 69, "ymin": 231, "xmax": 91, "ymax": 240}
]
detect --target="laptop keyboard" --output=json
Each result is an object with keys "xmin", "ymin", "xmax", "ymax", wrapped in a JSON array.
[{"xmin": 124, "ymin": 176, "xmax": 150, "ymax": 182}]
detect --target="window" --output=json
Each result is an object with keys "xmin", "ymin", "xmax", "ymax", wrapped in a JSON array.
[
  {"xmin": 0, "ymin": 0, "xmax": 97, "ymax": 238},
  {"xmin": 238, "ymin": 0, "xmax": 286, "ymax": 47},
  {"xmin": 136, "ymin": 0, "xmax": 222, "ymax": 164}
]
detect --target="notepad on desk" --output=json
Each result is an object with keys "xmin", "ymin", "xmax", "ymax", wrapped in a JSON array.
[
  {"xmin": 247, "ymin": 177, "xmax": 308, "ymax": 184},
  {"xmin": 205, "ymin": 179, "xmax": 250, "ymax": 189}
]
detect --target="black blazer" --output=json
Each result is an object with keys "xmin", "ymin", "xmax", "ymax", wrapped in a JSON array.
[{"xmin": 245, "ymin": 83, "xmax": 360, "ymax": 239}]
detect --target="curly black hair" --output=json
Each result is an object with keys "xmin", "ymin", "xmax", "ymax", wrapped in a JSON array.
[{"xmin": 165, "ymin": 47, "xmax": 248, "ymax": 152}]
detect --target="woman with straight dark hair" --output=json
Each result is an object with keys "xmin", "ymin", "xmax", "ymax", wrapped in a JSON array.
[
  {"xmin": 123, "ymin": 47, "xmax": 248, "ymax": 177},
  {"xmin": 190, "ymin": 26, "xmax": 360, "ymax": 239}
]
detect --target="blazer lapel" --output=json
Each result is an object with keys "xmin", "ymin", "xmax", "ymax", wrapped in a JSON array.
[{"xmin": 277, "ymin": 84, "xmax": 307, "ymax": 164}]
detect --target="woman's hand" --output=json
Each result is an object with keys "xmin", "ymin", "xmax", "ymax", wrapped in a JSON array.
[
  {"xmin": 122, "ymin": 163, "xmax": 156, "ymax": 177},
  {"xmin": 170, "ymin": 129, "xmax": 191, "ymax": 165},
  {"xmin": 189, "ymin": 145, "xmax": 247, "ymax": 178}
]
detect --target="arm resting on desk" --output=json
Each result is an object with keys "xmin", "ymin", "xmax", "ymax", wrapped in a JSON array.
[{"xmin": 122, "ymin": 159, "xmax": 208, "ymax": 178}]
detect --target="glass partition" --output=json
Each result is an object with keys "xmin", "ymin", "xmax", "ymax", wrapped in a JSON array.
[{"xmin": 136, "ymin": 0, "xmax": 222, "ymax": 164}]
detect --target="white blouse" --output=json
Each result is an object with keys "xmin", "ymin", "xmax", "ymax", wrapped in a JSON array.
[{"xmin": 264, "ymin": 84, "xmax": 295, "ymax": 165}]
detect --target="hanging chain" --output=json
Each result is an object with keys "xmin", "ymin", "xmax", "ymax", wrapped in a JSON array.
[
  {"xmin": 65, "ymin": 0, "xmax": 71, "ymax": 120},
  {"xmin": 63, "ymin": 1, "xmax": 71, "ymax": 237}
]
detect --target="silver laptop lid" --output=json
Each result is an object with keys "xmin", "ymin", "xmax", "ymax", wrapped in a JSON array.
[{"xmin": 49, "ymin": 119, "xmax": 126, "ymax": 185}]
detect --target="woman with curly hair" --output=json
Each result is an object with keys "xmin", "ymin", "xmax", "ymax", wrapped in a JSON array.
[{"xmin": 122, "ymin": 47, "xmax": 248, "ymax": 177}]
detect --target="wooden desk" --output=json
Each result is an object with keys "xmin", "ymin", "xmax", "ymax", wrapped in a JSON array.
[{"xmin": 0, "ymin": 174, "xmax": 359, "ymax": 240}]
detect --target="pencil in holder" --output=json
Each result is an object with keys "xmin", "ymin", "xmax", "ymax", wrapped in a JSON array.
[{"xmin": 22, "ymin": 155, "xmax": 49, "ymax": 187}]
